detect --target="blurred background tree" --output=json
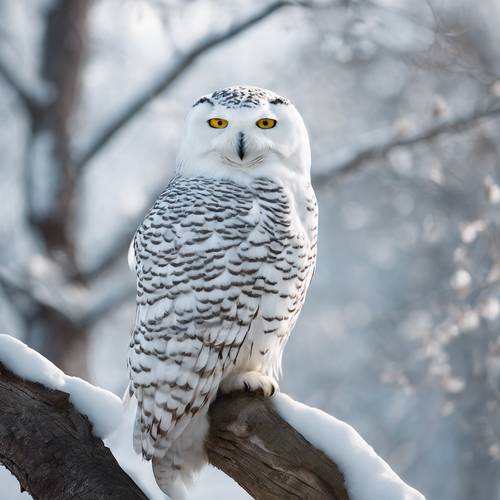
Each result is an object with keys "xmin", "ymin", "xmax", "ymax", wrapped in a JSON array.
[{"xmin": 1, "ymin": 0, "xmax": 500, "ymax": 498}]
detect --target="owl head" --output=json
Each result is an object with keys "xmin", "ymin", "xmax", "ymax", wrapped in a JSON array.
[{"xmin": 176, "ymin": 86, "xmax": 311, "ymax": 184}]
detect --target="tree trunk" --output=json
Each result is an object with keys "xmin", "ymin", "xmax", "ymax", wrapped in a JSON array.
[{"xmin": 23, "ymin": 0, "xmax": 90, "ymax": 376}]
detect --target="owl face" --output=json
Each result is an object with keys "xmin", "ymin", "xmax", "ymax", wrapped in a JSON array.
[{"xmin": 176, "ymin": 86, "xmax": 311, "ymax": 183}]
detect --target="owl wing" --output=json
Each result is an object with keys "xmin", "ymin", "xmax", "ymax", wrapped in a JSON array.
[{"xmin": 128, "ymin": 176, "xmax": 263, "ymax": 458}]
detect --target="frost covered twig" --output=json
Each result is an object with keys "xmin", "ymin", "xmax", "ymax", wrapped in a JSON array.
[
  {"xmin": 312, "ymin": 101, "xmax": 500, "ymax": 186},
  {"xmin": 74, "ymin": 0, "xmax": 308, "ymax": 172}
]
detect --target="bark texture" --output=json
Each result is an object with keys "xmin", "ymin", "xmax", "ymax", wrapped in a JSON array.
[
  {"xmin": 0, "ymin": 363, "xmax": 148, "ymax": 500},
  {"xmin": 0, "ymin": 364, "xmax": 349, "ymax": 500},
  {"xmin": 207, "ymin": 393, "xmax": 350, "ymax": 500}
]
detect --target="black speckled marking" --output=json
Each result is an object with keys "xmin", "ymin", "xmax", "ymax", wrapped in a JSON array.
[
  {"xmin": 193, "ymin": 86, "xmax": 290, "ymax": 109},
  {"xmin": 193, "ymin": 96, "xmax": 214, "ymax": 107}
]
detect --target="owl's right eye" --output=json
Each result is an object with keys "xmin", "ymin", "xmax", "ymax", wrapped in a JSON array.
[{"xmin": 208, "ymin": 118, "xmax": 228, "ymax": 129}]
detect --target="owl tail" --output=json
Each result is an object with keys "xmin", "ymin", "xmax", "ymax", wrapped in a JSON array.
[{"xmin": 146, "ymin": 412, "xmax": 209, "ymax": 500}]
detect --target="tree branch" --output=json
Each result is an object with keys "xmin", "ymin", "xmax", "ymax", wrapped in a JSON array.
[
  {"xmin": 80, "ymin": 280, "xmax": 136, "ymax": 327},
  {"xmin": 81, "ymin": 100, "xmax": 500, "ymax": 284},
  {"xmin": 312, "ymin": 101, "xmax": 500, "ymax": 187},
  {"xmin": 207, "ymin": 393, "xmax": 349, "ymax": 499},
  {"xmin": 0, "ymin": 362, "xmax": 350, "ymax": 500},
  {"xmin": 73, "ymin": 0, "xmax": 306, "ymax": 171},
  {"xmin": 0, "ymin": 265, "xmax": 76, "ymax": 324},
  {"xmin": 79, "ymin": 194, "xmax": 163, "ymax": 283},
  {"xmin": 0, "ymin": 55, "xmax": 42, "ymax": 117},
  {"xmin": 0, "ymin": 362, "xmax": 148, "ymax": 500}
]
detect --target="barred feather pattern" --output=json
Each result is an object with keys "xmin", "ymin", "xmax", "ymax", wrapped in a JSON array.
[{"xmin": 128, "ymin": 174, "xmax": 317, "ymax": 495}]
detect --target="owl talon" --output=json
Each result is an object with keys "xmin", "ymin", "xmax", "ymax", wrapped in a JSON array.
[{"xmin": 220, "ymin": 371, "xmax": 279, "ymax": 398}]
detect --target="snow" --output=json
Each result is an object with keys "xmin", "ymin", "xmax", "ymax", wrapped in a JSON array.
[
  {"xmin": 0, "ymin": 334, "xmax": 424, "ymax": 499},
  {"xmin": 274, "ymin": 393, "xmax": 426, "ymax": 500},
  {"xmin": 104, "ymin": 397, "xmax": 165, "ymax": 499},
  {"xmin": 105, "ymin": 398, "xmax": 250, "ymax": 499},
  {"xmin": 0, "ymin": 334, "xmax": 122, "ymax": 438},
  {"xmin": 0, "ymin": 334, "xmax": 248, "ymax": 500},
  {"xmin": 0, "ymin": 468, "xmax": 30, "ymax": 499}
]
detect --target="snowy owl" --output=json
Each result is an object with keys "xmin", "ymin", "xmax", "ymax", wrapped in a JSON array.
[{"xmin": 127, "ymin": 85, "xmax": 318, "ymax": 499}]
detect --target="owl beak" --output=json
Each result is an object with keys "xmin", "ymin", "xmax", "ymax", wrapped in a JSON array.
[{"xmin": 237, "ymin": 132, "xmax": 246, "ymax": 161}]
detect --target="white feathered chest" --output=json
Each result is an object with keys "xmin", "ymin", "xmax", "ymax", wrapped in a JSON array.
[{"xmin": 128, "ymin": 174, "xmax": 317, "ymax": 457}]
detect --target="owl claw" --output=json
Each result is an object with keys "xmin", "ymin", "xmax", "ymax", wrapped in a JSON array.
[{"xmin": 220, "ymin": 371, "xmax": 279, "ymax": 398}]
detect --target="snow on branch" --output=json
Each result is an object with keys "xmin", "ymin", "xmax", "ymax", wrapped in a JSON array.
[
  {"xmin": 0, "ymin": 334, "xmax": 425, "ymax": 500},
  {"xmin": 73, "ymin": 0, "xmax": 309, "ymax": 172},
  {"xmin": 0, "ymin": 341, "xmax": 145, "ymax": 499},
  {"xmin": 312, "ymin": 100, "xmax": 500, "ymax": 187},
  {"xmin": 209, "ymin": 393, "xmax": 424, "ymax": 500},
  {"xmin": 207, "ymin": 392, "xmax": 349, "ymax": 499}
]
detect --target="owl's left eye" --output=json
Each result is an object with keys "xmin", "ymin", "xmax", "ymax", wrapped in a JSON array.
[
  {"xmin": 256, "ymin": 118, "xmax": 277, "ymax": 129},
  {"xmin": 208, "ymin": 118, "xmax": 228, "ymax": 129}
]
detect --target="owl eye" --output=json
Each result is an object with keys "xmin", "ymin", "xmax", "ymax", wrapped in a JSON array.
[
  {"xmin": 208, "ymin": 118, "xmax": 228, "ymax": 129},
  {"xmin": 256, "ymin": 118, "xmax": 277, "ymax": 129}
]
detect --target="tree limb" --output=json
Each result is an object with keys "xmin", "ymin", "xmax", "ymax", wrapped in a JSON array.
[
  {"xmin": 81, "ymin": 100, "xmax": 500, "ymax": 284},
  {"xmin": 0, "ymin": 362, "xmax": 148, "ymax": 500},
  {"xmin": 312, "ymin": 101, "xmax": 500, "ymax": 187},
  {"xmin": 80, "ymin": 280, "xmax": 136, "ymax": 327},
  {"xmin": 73, "ymin": 0, "xmax": 306, "ymax": 172},
  {"xmin": 73, "ymin": 0, "xmax": 316, "ymax": 282},
  {"xmin": 0, "ymin": 266, "xmax": 76, "ymax": 324},
  {"xmin": 0, "ymin": 363, "xmax": 350, "ymax": 500},
  {"xmin": 79, "ymin": 191, "xmax": 164, "ymax": 282},
  {"xmin": 207, "ymin": 393, "xmax": 349, "ymax": 500},
  {"xmin": 0, "ymin": 55, "xmax": 42, "ymax": 117}
]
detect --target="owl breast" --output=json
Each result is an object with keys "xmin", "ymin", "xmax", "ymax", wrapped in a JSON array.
[
  {"xmin": 131, "ymin": 174, "xmax": 317, "ymax": 405},
  {"xmin": 231, "ymin": 177, "xmax": 318, "ymax": 378}
]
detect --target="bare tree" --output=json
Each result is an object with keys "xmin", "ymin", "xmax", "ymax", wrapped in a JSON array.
[{"xmin": 0, "ymin": 0, "xmax": 306, "ymax": 377}]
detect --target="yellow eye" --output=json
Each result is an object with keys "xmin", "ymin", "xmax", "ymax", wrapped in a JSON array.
[
  {"xmin": 208, "ymin": 118, "xmax": 228, "ymax": 129},
  {"xmin": 256, "ymin": 118, "xmax": 277, "ymax": 129}
]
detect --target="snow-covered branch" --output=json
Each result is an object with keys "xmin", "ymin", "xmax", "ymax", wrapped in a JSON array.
[
  {"xmin": 208, "ymin": 393, "xmax": 349, "ymax": 499},
  {"xmin": 74, "ymin": 0, "xmax": 308, "ymax": 172},
  {"xmin": 312, "ymin": 100, "xmax": 500, "ymax": 186},
  {"xmin": 209, "ymin": 393, "xmax": 424, "ymax": 500},
  {"xmin": 0, "ymin": 334, "xmax": 424, "ymax": 500},
  {"xmin": 0, "ymin": 363, "xmax": 146, "ymax": 499}
]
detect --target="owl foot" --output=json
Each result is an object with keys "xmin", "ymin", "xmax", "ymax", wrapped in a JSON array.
[{"xmin": 220, "ymin": 371, "xmax": 279, "ymax": 397}]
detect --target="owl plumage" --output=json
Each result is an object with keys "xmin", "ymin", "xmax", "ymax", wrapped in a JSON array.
[{"xmin": 128, "ymin": 86, "xmax": 318, "ymax": 499}]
